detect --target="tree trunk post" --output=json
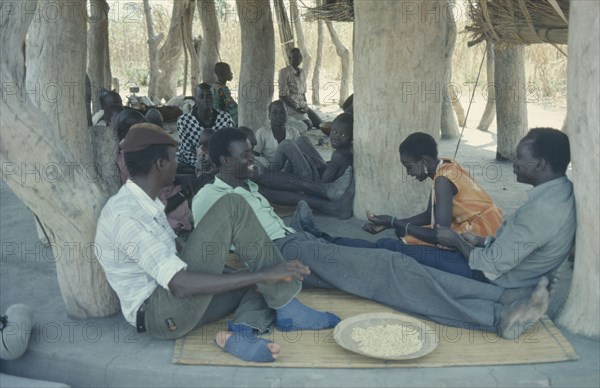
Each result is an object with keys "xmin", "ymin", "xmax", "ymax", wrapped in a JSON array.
[
  {"xmin": 477, "ymin": 40, "xmax": 496, "ymax": 131},
  {"xmin": 494, "ymin": 45, "xmax": 528, "ymax": 161},
  {"xmin": 143, "ymin": 0, "xmax": 164, "ymax": 104},
  {"xmin": 157, "ymin": 1, "xmax": 188, "ymax": 101},
  {"xmin": 182, "ymin": 0, "xmax": 200, "ymax": 90},
  {"xmin": 87, "ymin": 0, "xmax": 112, "ymax": 114},
  {"xmin": 198, "ymin": 0, "xmax": 221, "ymax": 84},
  {"xmin": 325, "ymin": 21, "xmax": 350, "ymax": 106},
  {"xmin": 440, "ymin": 11, "xmax": 459, "ymax": 139},
  {"xmin": 353, "ymin": 1, "xmax": 448, "ymax": 216},
  {"xmin": 556, "ymin": 0, "xmax": 600, "ymax": 337},
  {"xmin": 312, "ymin": 4, "xmax": 324, "ymax": 105},
  {"xmin": 274, "ymin": 0, "xmax": 295, "ymax": 63},
  {"xmin": 449, "ymin": 85, "xmax": 466, "ymax": 127},
  {"xmin": 290, "ymin": 0, "xmax": 312, "ymax": 84},
  {"xmin": 2, "ymin": 0, "xmax": 119, "ymax": 318},
  {"xmin": 235, "ymin": 0, "xmax": 275, "ymax": 130}
]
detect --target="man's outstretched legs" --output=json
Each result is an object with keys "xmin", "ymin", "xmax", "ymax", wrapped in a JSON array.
[{"xmin": 275, "ymin": 232, "xmax": 550, "ymax": 338}]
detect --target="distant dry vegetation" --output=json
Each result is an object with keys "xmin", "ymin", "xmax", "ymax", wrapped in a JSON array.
[{"xmin": 106, "ymin": 0, "xmax": 567, "ymax": 107}]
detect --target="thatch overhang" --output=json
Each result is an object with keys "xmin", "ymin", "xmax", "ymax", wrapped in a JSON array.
[
  {"xmin": 304, "ymin": 0, "xmax": 569, "ymax": 48},
  {"xmin": 466, "ymin": 0, "xmax": 569, "ymax": 47},
  {"xmin": 304, "ymin": 0, "xmax": 354, "ymax": 22}
]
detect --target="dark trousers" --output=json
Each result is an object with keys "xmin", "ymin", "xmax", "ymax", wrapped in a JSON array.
[{"xmin": 326, "ymin": 236, "xmax": 489, "ymax": 282}]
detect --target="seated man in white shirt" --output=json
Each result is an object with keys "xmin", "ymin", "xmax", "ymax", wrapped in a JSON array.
[
  {"xmin": 255, "ymin": 100, "xmax": 326, "ymax": 181},
  {"xmin": 95, "ymin": 123, "xmax": 340, "ymax": 363},
  {"xmin": 278, "ymin": 47, "xmax": 322, "ymax": 131}
]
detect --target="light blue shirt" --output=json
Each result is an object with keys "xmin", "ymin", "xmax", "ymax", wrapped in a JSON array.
[
  {"xmin": 192, "ymin": 176, "xmax": 295, "ymax": 241},
  {"xmin": 469, "ymin": 176, "xmax": 576, "ymax": 288}
]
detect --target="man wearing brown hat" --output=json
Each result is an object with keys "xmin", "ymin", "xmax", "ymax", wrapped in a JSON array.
[{"xmin": 95, "ymin": 123, "xmax": 340, "ymax": 363}]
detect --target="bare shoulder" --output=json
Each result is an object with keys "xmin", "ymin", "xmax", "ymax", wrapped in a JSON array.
[{"xmin": 330, "ymin": 148, "xmax": 353, "ymax": 165}]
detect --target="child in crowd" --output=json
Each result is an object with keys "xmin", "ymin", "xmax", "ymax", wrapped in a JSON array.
[
  {"xmin": 213, "ymin": 62, "xmax": 238, "ymax": 127},
  {"xmin": 195, "ymin": 128, "xmax": 217, "ymax": 179}
]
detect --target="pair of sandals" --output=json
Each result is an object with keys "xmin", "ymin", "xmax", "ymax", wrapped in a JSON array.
[{"xmin": 218, "ymin": 334, "xmax": 276, "ymax": 363}]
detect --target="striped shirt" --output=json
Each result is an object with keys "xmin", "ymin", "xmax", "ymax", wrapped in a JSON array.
[{"xmin": 95, "ymin": 180, "xmax": 188, "ymax": 325}]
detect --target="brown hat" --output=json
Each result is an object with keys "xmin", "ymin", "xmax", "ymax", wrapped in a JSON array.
[{"xmin": 121, "ymin": 123, "xmax": 178, "ymax": 153}]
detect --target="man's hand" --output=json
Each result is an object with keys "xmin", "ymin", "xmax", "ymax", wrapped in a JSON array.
[
  {"xmin": 436, "ymin": 225, "xmax": 461, "ymax": 248},
  {"xmin": 460, "ymin": 232, "xmax": 486, "ymax": 247},
  {"xmin": 261, "ymin": 261, "xmax": 310, "ymax": 283},
  {"xmin": 437, "ymin": 225, "xmax": 475, "ymax": 259},
  {"xmin": 296, "ymin": 106, "xmax": 307, "ymax": 114}
]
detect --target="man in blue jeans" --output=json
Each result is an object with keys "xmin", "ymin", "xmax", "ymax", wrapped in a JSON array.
[{"xmin": 192, "ymin": 128, "xmax": 556, "ymax": 340}]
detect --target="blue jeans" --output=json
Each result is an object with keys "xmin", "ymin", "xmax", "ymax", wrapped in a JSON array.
[{"xmin": 325, "ymin": 236, "xmax": 488, "ymax": 282}]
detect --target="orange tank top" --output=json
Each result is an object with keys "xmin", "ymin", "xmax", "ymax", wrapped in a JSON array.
[{"xmin": 403, "ymin": 160, "xmax": 503, "ymax": 246}]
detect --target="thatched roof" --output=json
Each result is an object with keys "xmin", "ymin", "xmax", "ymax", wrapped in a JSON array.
[
  {"xmin": 304, "ymin": 0, "xmax": 569, "ymax": 48},
  {"xmin": 304, "ymin": 0, "xmax": 353, "ymax": 22},
  {"xmin": 466, "ymin": 0, "xmax": 569, "ymax": 47}
]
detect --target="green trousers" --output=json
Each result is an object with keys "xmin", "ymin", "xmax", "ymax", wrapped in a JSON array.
[{"xmin": 145, "ymin": 194, "xmax": 300, "ymax": 339}]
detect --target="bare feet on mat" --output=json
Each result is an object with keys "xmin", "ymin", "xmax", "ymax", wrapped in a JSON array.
[{"xmin": 498, "ymin": 277, "xmax": 550, "ymax": 340}]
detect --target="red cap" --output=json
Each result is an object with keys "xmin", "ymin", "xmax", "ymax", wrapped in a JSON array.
[{"xmin": 121, "ymin": 123, "xmax": 178, "ymax": 153}]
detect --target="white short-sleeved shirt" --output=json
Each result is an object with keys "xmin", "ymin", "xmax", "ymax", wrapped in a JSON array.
[
  {"xmin": 254, "ymin": 125, "xmax": 301, "ymax": 167},
  {"xmin": 95, "ymin": 181, "xmax": 188, "ymax": 325}
]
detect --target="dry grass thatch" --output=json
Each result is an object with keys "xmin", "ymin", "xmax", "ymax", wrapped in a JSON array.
[
  {"xmin": 466, "ymin": 0, "xmax": 569, "ymax": 47},
  {"xmin": 304, "ymin": 0, "xmax": 354, "ymax": 22}
]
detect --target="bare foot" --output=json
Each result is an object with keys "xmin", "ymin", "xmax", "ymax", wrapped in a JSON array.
[
  {"xmin": 498, "ymin": 286, "xmax": 535, "ymax": 305},
  {"xmin": 215, "ymin": 331, "xmax": 281, "ymax": 361},
  {"xmin": 325, "ymin": 166, "xmax": 353, "ymax": 200},
  {"xmin": 498, "ymin": 277, "xmax": 550, "ymax": 340}
]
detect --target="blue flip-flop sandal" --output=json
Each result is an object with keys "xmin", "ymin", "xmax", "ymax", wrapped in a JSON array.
[{"xmin": 217, "ymin": 334, "xmax": 276, "ymax": 363}]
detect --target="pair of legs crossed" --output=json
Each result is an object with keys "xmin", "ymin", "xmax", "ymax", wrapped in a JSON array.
[
  {"xmin": 143, "ymin": 195, "xmax": 339, "ymax": 361},
  {"xmin": 270, "ymin": 136, "xmax": 326, "ymax": 181},
  {"xmin": 144, "ymin": 194, "xmax": 300, "ymax": 340}
]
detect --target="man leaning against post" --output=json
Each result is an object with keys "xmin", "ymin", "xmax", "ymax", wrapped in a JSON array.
[{"xmin": 95, "ymin": 123, "xmax": 340, "ymax": 363}]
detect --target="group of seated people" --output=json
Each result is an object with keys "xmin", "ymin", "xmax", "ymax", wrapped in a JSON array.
[{"xmin": 94, "ymin": 48, "xmax": 576, "ymax": 364}]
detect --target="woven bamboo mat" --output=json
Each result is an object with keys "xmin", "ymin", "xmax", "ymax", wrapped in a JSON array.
[{"xmin": 172, "ymin": 290, "xmax": 578, "ymax": 368}]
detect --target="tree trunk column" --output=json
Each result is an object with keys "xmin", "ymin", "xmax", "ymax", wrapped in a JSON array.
[
  {"xmin": 3, "ymin": 0, "xmax": 119, "ymax": 318},
  {"xmin": 556, "ymin": 0, "xmax": 599, "ymax": 337},
  {"xmin": 440, "ymin": 12, "xmax": 459, "ymax": 139},
  {"xmin": 87, "ymin": 0, "xmax": 112, "ymax": 114},
  {"xmin": 353, "ymin": 0, "xmax": 448, "ymax": 217},
  {"xmin": 494, "ymin": 45, "xmax": 528, "ymax": 161},
  {"xmin": 198, "ymin": 0, "xmax": 221, "ymax": 84},
  {"xmin": 236, "ymin": 0, "xmax": 275, "ymax": 130}
]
